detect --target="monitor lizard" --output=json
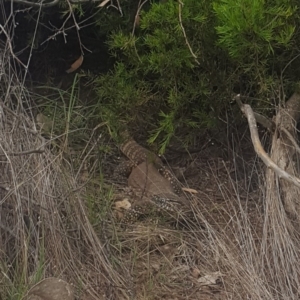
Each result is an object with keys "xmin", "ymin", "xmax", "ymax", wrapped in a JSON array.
[{"xmin": 114, "ymin": 135, "xmax": 188, "ymax": 223}]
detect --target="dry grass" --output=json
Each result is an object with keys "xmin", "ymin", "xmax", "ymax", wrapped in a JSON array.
[
  {"xmin": 0, "ymin": 46, "xmax": 125, "ymax": 299},
  {"xmin": 1, "ymin": 45, "xmax": 300, "ymax": 300},
  {"xmin": 104, "ymin": 135, "xmax": 300, "ymax": 299},
  {"xmin": 102, "ymin": 146, "xmax": 300, "ymax": 299}
]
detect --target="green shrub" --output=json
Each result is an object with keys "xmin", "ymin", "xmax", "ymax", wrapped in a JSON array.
[
  {"xmin": 213, "ymin": 0, "xmax": 296, "ymax": 61},
  {"xmin": 94, "ymin": 0, "xmax": 228, "ymax": 151},
  {"xmin": 93, "ymin": 0, "xmax": 299, "ymax": 151}
]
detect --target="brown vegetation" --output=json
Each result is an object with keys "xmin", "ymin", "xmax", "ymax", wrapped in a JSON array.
[{"xmin": 2, "ymin": 49, "xmax": 300, "ymax": 300}]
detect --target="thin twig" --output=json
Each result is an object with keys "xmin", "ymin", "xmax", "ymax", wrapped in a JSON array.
[
  {"xmin": 6, "ymin": 0, "xmax": 104, "ymax": 8},
  {"xmin": 131, "ymin": 0, "xmax": 149, "ymax": 36},
  {"xmin": 234, "ymin": 94, "xmax": 275, "ymax": 131},
  {"xmin": 0, "ymin": 149, "xmax": 44, "ymax": 157},
  {"xmin": 0, "ymin": 25, "xmax": 27, "ymax": 68},
  {"xmin": 65, "ymin": 0, "xmax": 84, "ymax": 56},
  {"xmin": 178, "ymin": 0, "xmax": 199, "ymax": 65},
  {"xmin": 115, "ymin": 0, "xmax": 123, "ymax": 16},
  {"xmin": 235, "ymin": 93, "xmax": 300, "ymax": 156},
  {"xmin": 23, "ymin": 2, "xmax": 43, "ymax": 83}
]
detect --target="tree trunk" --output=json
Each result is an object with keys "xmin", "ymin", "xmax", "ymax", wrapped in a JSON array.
[
  {"xmin": 238, "ymin": 92, "xmax": 300, "ymax": 296},
  {"xmin": 267, "ymin": 93, "xmax": 300, "ymax": 224}
]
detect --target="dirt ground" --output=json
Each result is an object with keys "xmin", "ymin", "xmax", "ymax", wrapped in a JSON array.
[{"xmin": 99, "ymin": 131, "xmax": 265, "ymax": 300}]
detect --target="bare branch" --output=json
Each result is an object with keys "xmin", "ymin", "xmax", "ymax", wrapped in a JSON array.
[
  {"xmin": 240, "ymin": 100, "xmax": 300, "ymax": 188},
  {"xmin": 7, "ymin": 0, "xmax": 60, "ymax": 8},
  {"xmin": 0, "ymin": 149, "xmax": 44, "ymax": 157},
  {"xmin": 234, "ymin": 94, "xmax": 275, "ymax": 131},
  {"xmin": 98, "ymin": 0, "xmax": 110, "ymax": 8},
  {"xmin": 0, "ymin": 25, "xmax": 27, "ymax": 69},
  {"xmin": 6, "ymin": 0, "xmax": 105, "ymax": 8},
  {"xmin": 178, "ymin": 0, "xmax": 199, "ymax": 65},
  {"xmin": 235, "ymin": 93, "xmax": 300, "ymax": 156},
  {"xmin": 114, "ymin": 0, "xmax": 123, "ymax": 15},
  {"xmin": 65, "ymin": 0, "xmax": 85, "ymax": 55},
  {"xmin": 131, "ymin": 0, "xmax": 149, "ymax": 36}
]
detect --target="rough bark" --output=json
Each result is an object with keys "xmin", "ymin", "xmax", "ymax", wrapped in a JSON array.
[{"xmin": 272, "ymin": 93, "xmax": 300, "ymax": 222}]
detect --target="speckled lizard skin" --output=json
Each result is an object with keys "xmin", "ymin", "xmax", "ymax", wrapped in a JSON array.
[{"xmin": 114, "ymin": 136, "xmax": 186, "ymax": 223}]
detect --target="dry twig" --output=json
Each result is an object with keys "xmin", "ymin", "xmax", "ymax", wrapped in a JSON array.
[
  {"xmin": 237, "ymin": 94, "xmax": 300, "ymax": 188},
  {"xmin": 178, "ymin": 0, "xmax": 199, "ymax": 65}
]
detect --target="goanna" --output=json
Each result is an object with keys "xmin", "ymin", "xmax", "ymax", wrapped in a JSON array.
[{"xmin": 114, "ymin": 134, "xmax": 187, "ymax": 223}]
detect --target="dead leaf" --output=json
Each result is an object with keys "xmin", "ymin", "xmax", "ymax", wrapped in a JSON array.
[
  {"xmin": 114, "ymin": 198, "xmax": 132, "ymax": 220},
  {"xmin": 157, "ymin": 244, "xmax": 176, "ymax": 256},
  {"xmin": 115, "ymin": 198, "xmax": 131, "ymax": 210},
  {"xmin": 191, "ymin": 267, "xmax": 201, "ymax": 278},
  {"xmin": 182, "ymin": 187, "xmax": 198, "ymax": 194},
  {"xmin": 66, "ymin": 55, "xmax": 83, "ymax": 73},
  {"xmin": 198, "ymin": 271, "xmax": 224, "ymax": 286},
  {"xmin": 170, "ymin": 265, "xmax": 190, "ymax": 274},
  {"xmin": 98, "ymin": 0, "xmax": 110, "ymax": 7},
  {"xmin": 151, "ymin": 263, "xmax": 160, "ymax": 272}
]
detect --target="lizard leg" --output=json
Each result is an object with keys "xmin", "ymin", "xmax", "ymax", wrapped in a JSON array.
[
  {"xmin": 113, "ymin": 161, "xmax": 136, "ymax": 182},
  {"xmin": 121, "ymin": 195, "xmax": 176, "ymax": 224},
  {"xmin": 151, "ymin": 195, "xmax": 175, "ymax": 211},
  {"xmin": 122, "ymin": 206, "xmax": 143, "ymax": 224},
  {"xmin": 121, "ymin": 202, "xmax": 152, "ymax": 224},
  {"xmin": 158, "ymin": 167, "xmax": 182, "ymax": 195}
]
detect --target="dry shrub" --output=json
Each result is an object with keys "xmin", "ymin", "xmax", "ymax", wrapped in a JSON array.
[{"xmin": 0, "ymin": 46, "xmax": 125, "ymax": 299}]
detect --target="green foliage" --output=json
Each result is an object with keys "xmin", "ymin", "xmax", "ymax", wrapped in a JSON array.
[
  {"xmin": 94, "ymin": 0, "xmax": 225, "ymax": 151},
  {"xmin": 92, "ymin": 0, "xmax": 300, "ymax": 151},
  {"xmin": 213, "ymin": 0, "xmax": 297, "ymax": 60},
  {"xmin": 0, "ymin": 240, "xmax": 46, "ymax": 300},
  {"xmin": 35, "ymin": 76, "xmax": 90, "ymax": 152},
  {"xmin": 94, "ymin": 0, "xmax": 144, "ymax": 35}
]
